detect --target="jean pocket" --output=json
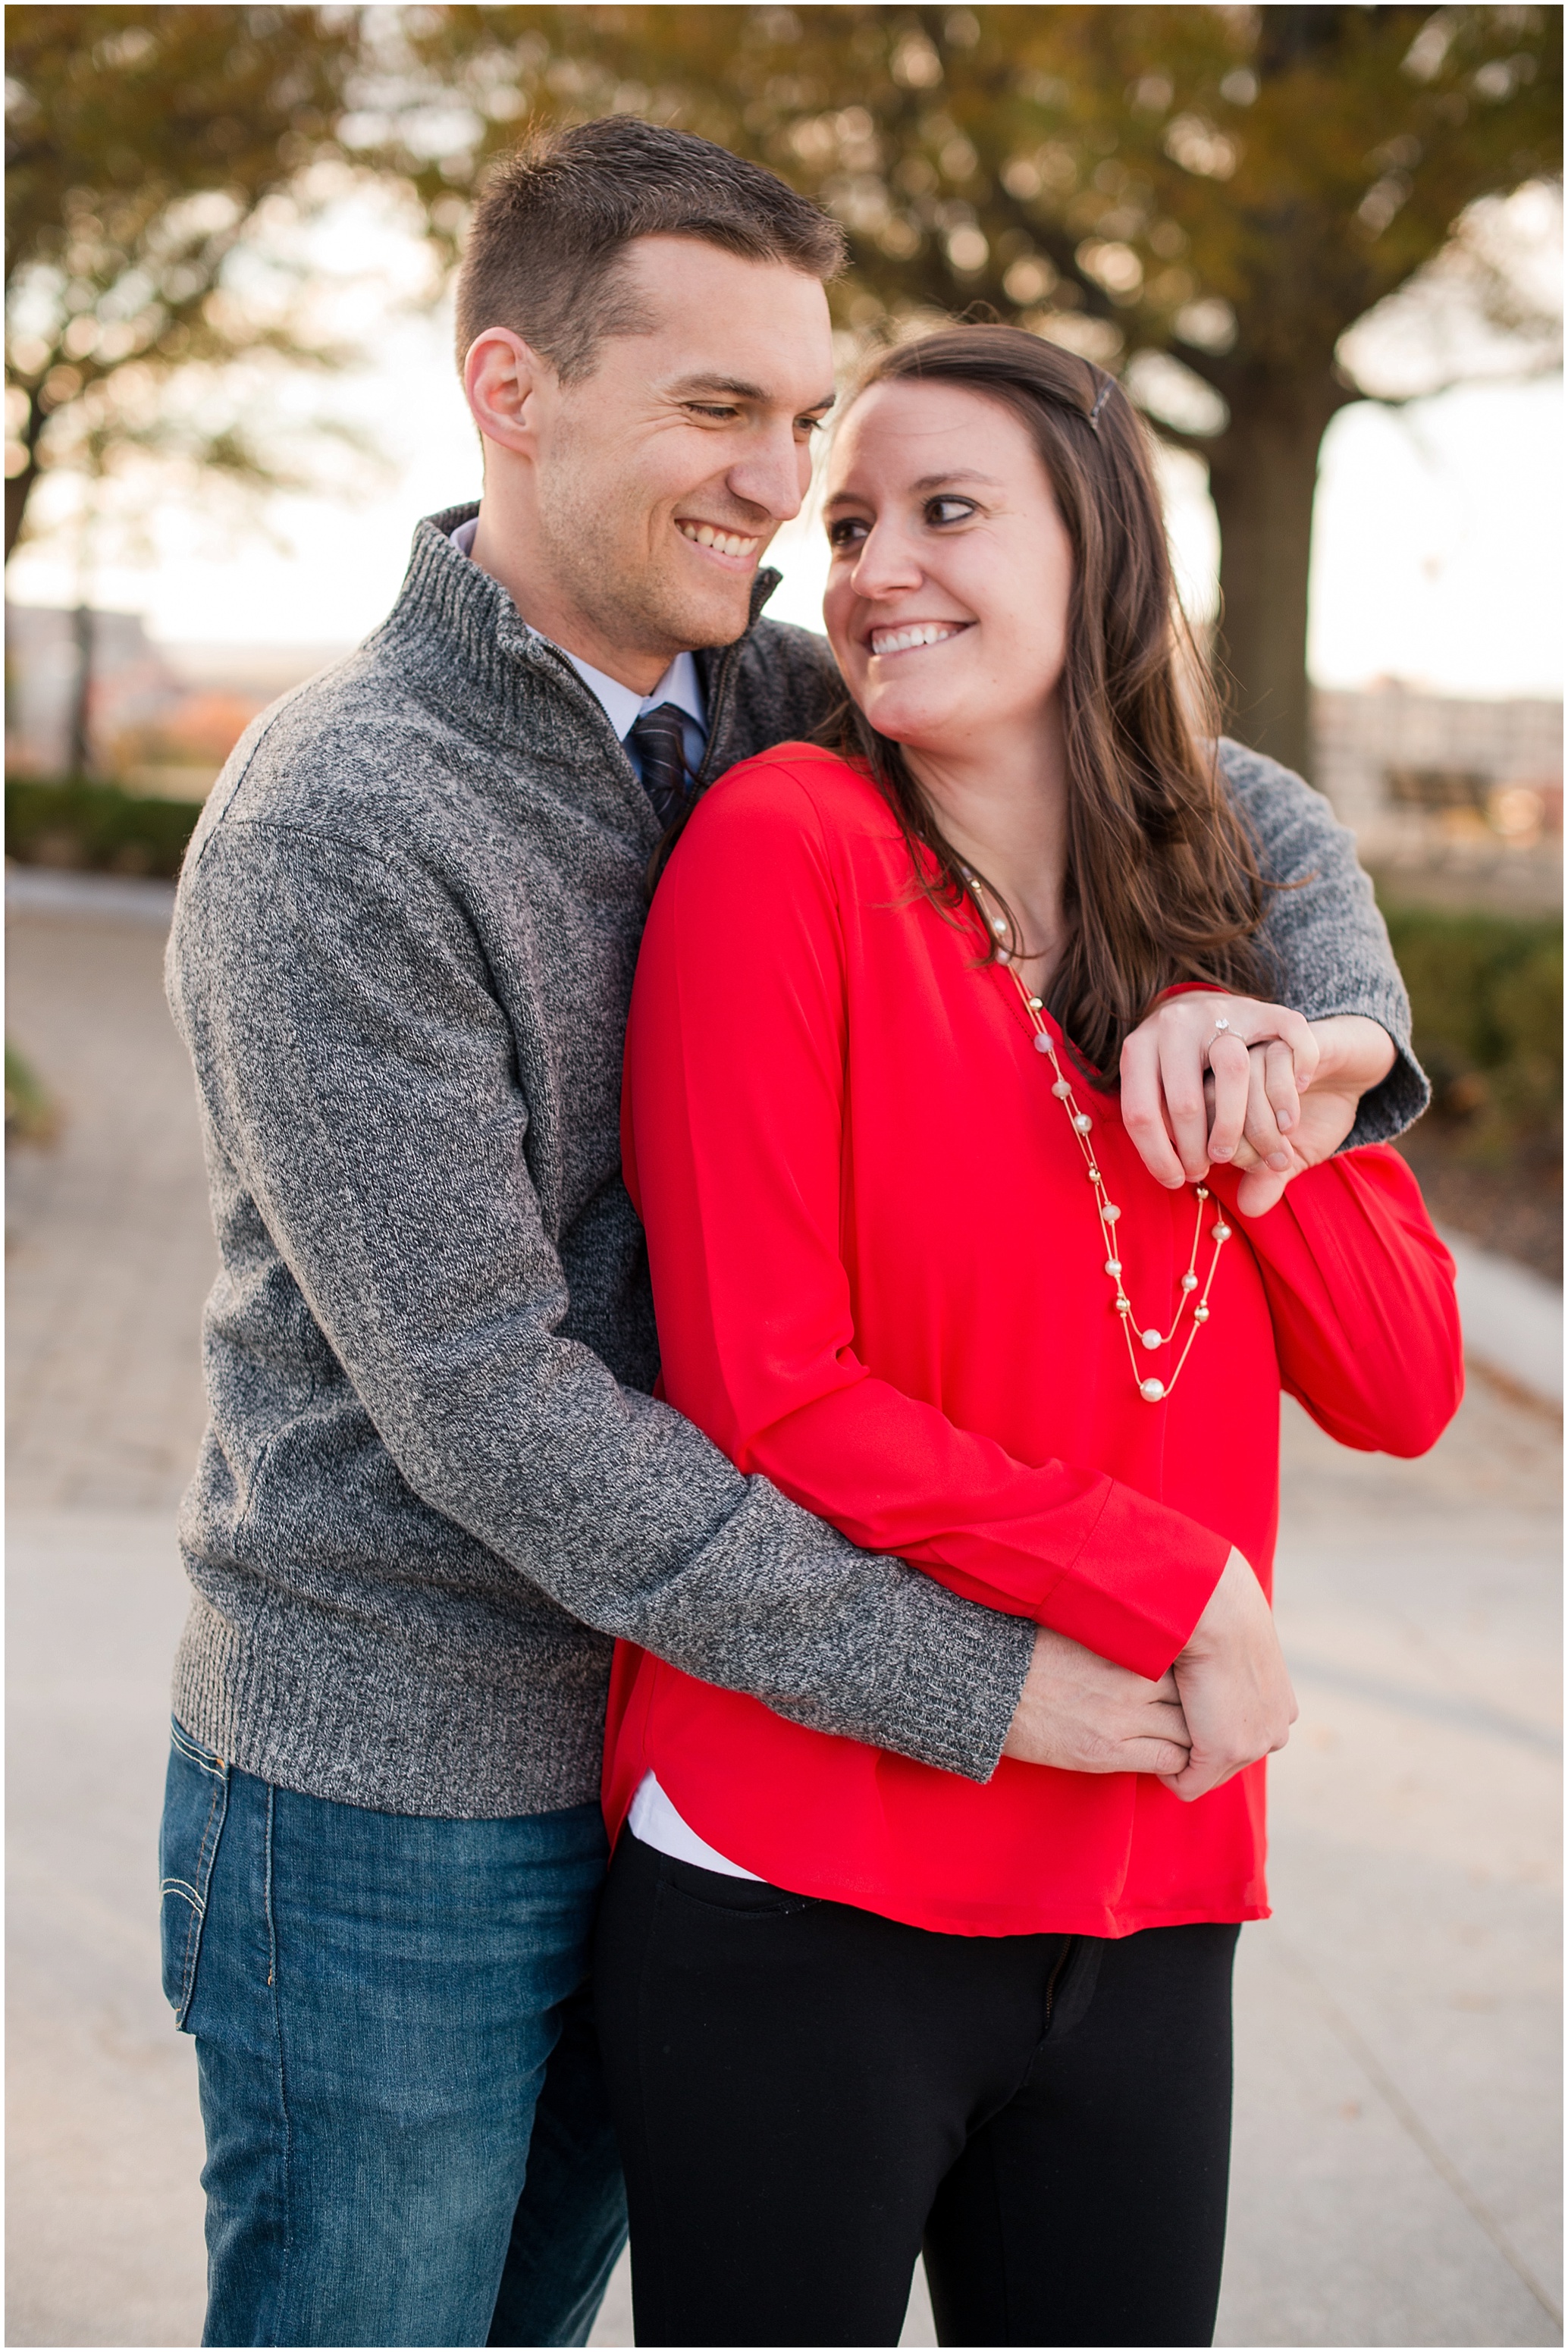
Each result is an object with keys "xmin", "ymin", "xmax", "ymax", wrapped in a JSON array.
[{"xmin": 159, "ymin": 1717, "xmax": 230, "ymax": 2029}]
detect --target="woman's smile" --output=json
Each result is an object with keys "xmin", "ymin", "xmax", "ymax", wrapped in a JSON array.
[{"xmin": 867, "ymin": 619, "xmax": 974, "ymax": 657}]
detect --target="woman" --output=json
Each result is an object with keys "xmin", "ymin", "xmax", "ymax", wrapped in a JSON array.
[{"xmin": 595, "ymin": 328, "xmax": 1461, "ymax": 2348}]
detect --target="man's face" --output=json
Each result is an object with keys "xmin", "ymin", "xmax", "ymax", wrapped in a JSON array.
[{"xmin": 522, "ymin": 237, "xmax": 836, "ymax": 666}]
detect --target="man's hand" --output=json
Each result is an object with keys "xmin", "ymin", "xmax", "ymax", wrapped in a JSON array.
[
  {"xmin": 1161, "ymin": 1548, "xmax": 1297, "ymax": 1802},
  {"xmin": 1002, "ymin": 1625, "xmax": 1192, "ymax": 1776},
  {"xmin": 1224, "ymin": 1014, "xmax": 1397, "ymax": 1215}
]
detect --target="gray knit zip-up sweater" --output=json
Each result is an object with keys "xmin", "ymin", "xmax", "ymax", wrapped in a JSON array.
[{"xmin": 166, "ymin": 506, "xmax": 1425, "ymax": 1818}]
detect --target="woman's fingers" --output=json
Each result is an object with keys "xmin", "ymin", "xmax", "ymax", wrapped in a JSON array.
[
  {"xmin": 1202, "ymin": 1033, "xmax": 1252, "ymax": 1163},
  {"xmin": 1153, "ymin": 1022, "xmax": 1225, "ymax": 1181},
  {"xmin": 1119, "ymin": 1026, "xmax": 1187, "ymax": 1188},
  {"xmin": 1119, "ymin": 995, "xmax": 1325, "ymax": 1193}
]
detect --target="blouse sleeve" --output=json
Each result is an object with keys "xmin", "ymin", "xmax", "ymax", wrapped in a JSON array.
[
  {"xmin": 1205, "ymin": 1147, "xmax": 1463, "ymax": 1454},
  {"xmin": 622, "ymin": 757, "xmax": 1230, "ymax": 1682}
]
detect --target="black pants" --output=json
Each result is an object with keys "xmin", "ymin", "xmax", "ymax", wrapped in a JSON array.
[{"xmin": 594, "ymin": 1832, "xmax": 1239, "ymax": 2348}]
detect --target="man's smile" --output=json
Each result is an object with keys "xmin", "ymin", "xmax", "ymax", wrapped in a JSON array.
[{"xmin": 677, "ymin": 519, "xmax": 762, "ymax": 566}]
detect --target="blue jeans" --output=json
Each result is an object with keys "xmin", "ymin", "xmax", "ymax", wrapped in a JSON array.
[{"xmin": 159, "ymin": 1719, "xmax": 627, "ymax": 2347}]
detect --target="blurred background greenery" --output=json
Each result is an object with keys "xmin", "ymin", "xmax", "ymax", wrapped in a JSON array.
[{"xmin": 5, "ymin": 3, "xmax": 1563, "ymax": 1269}]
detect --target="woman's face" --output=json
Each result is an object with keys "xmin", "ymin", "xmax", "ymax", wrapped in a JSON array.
[{"xmin": 821, "ymin": 379, "xmax": 1075, "ymax": 758}]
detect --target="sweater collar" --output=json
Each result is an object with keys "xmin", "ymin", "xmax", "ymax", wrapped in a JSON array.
[{"xmin": 376, "ymin": 500, "xmax": 781, "ymax": 755}]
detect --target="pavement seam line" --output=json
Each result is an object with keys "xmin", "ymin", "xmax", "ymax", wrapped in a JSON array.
[{"xmin": 1274, "ymin": 1933, "xmax": 1563, "ymax": 2328}]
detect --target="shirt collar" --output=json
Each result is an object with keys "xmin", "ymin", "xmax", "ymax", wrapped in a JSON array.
[
  {"xmin": 448, "ymin": 515, "xmax": 707, "ymax": 742},
  {"xmin": 562, "ymin": 647, "xmax": 707, "ymax": 745}
]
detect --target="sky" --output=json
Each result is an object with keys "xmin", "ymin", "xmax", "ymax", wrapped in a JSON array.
[{"xmin": 8, "ymin": 234, "xmax": 1562, "ymax": 702}]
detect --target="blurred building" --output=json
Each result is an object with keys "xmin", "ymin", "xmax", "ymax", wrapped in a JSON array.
[
  {"xmin": 5, "ymin": 604, "xmax": 348, "ymax": 795},
  {"xmin": 1313, "ymin": 680, "xmax": 1562, "ymax": 902},
  {"xmin": 5, "ymin": 604, "xmax": 184, "ymax": 779}
]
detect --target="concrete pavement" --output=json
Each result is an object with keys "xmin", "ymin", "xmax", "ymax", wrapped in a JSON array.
[
  {"xmin": 6, "ymin": 876, "xmax": 1560, "ymax": 2347},
  {"xmin": 6, "ymin": 880, "xmax": 214, "ymax": 1511},
  {"xmin": 1441, "ymin": 1228, "xmax": 1564, "ymax": 1406}
]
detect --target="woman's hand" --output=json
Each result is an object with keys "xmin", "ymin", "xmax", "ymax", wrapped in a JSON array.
[
  {"xmin": 1121, "ymin": 999, "xmax": 1397, "ymax": 1209},
  {"xmin": 1120, "ymin": 993, "xmax": 1319, "ymax": 1190},
  {"xmin": 1160, "ymin": 1548, "xmax": 1297, "ymax": 1802},
  {"xmin": 1002, "ymin": 1626, "xmax": 1192, "ymax": 1776}
]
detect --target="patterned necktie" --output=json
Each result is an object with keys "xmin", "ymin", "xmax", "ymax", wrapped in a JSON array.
[{"xmin": 628, "ymin": 702, "xmax": 692, "ymax": 830}]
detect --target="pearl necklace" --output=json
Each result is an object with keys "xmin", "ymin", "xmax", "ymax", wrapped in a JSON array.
[{"xmin": 964, "ymin": 876, "xmax": 1231, "ymax": 1405}]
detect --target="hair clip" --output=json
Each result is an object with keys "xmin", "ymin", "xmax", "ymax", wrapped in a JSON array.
[{"xmin": 1087, "ymin": 375, "xmax": 1113, "ymax": 430}]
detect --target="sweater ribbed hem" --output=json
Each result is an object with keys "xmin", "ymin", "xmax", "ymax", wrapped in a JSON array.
[{"xmin": 171, "ymin": 1588, "xmax": 610, "ymax": 1818}]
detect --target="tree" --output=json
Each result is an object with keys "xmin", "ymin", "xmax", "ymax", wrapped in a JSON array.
[
  {"xmin": 5, "ymin": 4, "xmax": 368, "ymax": 564},
  {"xmin": 398, "ymin": 4, "xmax": 1561, "ymax": 779}
]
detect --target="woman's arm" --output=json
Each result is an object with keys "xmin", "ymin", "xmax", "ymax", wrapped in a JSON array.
[
  {"xmin": 625, "ymin": 759, "xmax": 1230, "ymax": 1682},
  {"xmin": 1206, "ymin": 1145, "xmax": 1463, "ymax": 1457}
]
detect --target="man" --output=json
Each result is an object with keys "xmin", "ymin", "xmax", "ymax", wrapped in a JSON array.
[{"xmin": 161, "ymin": 118, "xmax": 1424, "ymax": 2346}]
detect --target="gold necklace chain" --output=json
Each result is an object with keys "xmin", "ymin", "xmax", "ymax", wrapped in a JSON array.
[{"xmin": 963, "ymin": 876, "xmax": 1231, "ymax": 1405}]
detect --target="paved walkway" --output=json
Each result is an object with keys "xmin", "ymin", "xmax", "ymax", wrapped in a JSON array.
[
  {"xmin": 6, "ymin": 880, "xmax": 1560, "ymax": 2347},
  {"xmin": 1443, "ymin": 1228, "xmax": 1563, "ymax": 1405},
  {"xmin": 7, "ymin": 883, "xmax": 215, "ymax": 1511}
]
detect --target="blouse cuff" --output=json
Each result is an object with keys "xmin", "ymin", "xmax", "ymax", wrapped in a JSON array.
[{"xmin": 1042, "ymin": 1485, "xmax": 1231, "ymax": 1679}]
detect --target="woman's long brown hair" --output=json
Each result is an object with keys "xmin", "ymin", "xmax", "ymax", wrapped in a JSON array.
[{"xmin": 833, "ymin": 326, "xmax": 1272, "ymax": 1082}]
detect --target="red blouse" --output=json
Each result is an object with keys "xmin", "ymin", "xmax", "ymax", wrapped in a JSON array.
[{"xmin": 605, "ymin": 746, "xmax": 1462, "ymax": 1937}]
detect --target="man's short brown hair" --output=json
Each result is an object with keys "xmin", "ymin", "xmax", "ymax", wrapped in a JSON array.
[{"xmin": 454, "ymin": 115, "xmax": 846, "ymax": 380}]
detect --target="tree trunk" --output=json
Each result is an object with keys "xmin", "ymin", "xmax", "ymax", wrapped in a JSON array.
[
  {"xmin": 5, "ymin": 462, "xmax": 39, "ymax": 565},
  {"xmin": 69, "ymin": 603, "xmax": 94, "ymax": 778},
  {"xmin": 5, "ymin": 386, "xmax": 46, "ymax": 563},
  {"xmin": 1206, "ymin": 375, "xmax": 1347, "ymax": 785}
]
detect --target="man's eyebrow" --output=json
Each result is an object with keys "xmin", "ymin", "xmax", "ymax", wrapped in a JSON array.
[
  {"xmin": 823, "ymin": 468, "xmax": 1004, "ymax": 512},
  {"xmin": 664, "ymin": 373, "xmax": 836, "ymax": 411}
]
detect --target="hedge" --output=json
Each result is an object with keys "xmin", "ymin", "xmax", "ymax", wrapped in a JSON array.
[
  {"xmin": 6, "ymin": 776, "xmax": 204, "ymax": 880},
  {"xmin": 5, "ymin": 1040, "xmax": 61, "ymax": 1144},
  {"xmin": 1381, "ymin": 903, "xmax": 1563, "ymax": 1158}
]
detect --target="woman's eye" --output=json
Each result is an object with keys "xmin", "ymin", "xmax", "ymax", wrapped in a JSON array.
[
  {"xmin": 826, "ymin": 518, "xmax": 867, "ymax": 550},
  {"xmin": 927, "ymin": 497, "xmax": 977, "ymax": 527}
]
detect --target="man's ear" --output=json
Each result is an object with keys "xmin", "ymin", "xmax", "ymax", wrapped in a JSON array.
[{"xmin": 463, "ymin": 328, "xmax": 554, "ymax": 456}]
